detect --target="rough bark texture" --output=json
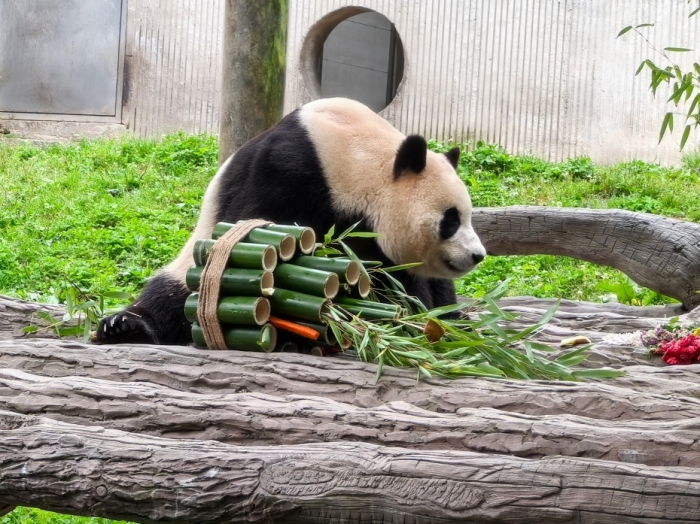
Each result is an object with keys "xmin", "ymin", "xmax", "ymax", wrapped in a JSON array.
[
  {"xmin": 0, "ymin": 295, "xmax": 68, "ymax": 341},
  {"xmin": 2, "ymin": 410, "xmax": 700, "ymax": 524},
  {"xmin": 2, "ymin": 368, "xmax": 699, "ymax": 467},
  {"xmin": 2, "ymin": 294, "xmax": 700, "ymax": 521},
  {"xmin": 472, "ymin": 206, "xmax": 700, "ymax": 309}
]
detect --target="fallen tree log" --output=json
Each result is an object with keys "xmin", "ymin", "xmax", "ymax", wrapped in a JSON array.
[
  {"xmin": 472, "ymin": 206, "xmax": 700, "ymax": 310},
  {"xmin": 1, "ymin": 368, "xmax": 698, "ymax": 467},
  {"xmin": 1, "ymin": 410, "xmax": 699, "ymax": 524},
  {"xmin": 3, "ymin": 339, "xmax": 700, "ymax": 422},
  {"xmin": 0, "ymin": 295, "xmax": 68, "ymax": 341}
]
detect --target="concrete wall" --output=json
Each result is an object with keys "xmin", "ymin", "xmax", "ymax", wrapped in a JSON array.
[
  {"xmin": 0, "ymin": 0, "xmax": 224, "ymax": 140},
  {"xmin": 285, "ymin": 0, "xmax": 699, "ymax": 165},
  {"xmin": 3, "ymin": 0, "xmax": 698, "ymax": 165},
  {"xmin": 122, "ymin": 0, "xmax": 224, "ymax": 137}
]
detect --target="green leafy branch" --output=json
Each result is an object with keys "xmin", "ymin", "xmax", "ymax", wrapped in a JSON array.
[
  {"xmin": 319, "ymin": 225, "xmax": 624, "ymax": 382},
  {"xmin": 618, "ymin": 1, "xmax": 700, "ymax": 150},
  {"xmin": 23, "ymin": 282, "xmax": 133, "ymax": 342}
]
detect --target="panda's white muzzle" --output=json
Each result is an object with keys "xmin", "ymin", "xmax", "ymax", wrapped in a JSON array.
[{"xmin": 441, "ymin": 227, "xmax": 487, "ymax": 276}]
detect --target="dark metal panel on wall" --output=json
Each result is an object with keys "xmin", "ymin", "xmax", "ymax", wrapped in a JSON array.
[{"xmin": 0, "ymin": 0, "xmax": 127, "ymax": 121}]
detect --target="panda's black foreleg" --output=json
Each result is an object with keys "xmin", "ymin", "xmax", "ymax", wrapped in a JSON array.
[
  {"xmin": 428, "ymin": 278, "xmax": 464, "ymax": 320},
  {"xmin": 94, "ymin": 273, "xmax": 193, "ymax": 346}
]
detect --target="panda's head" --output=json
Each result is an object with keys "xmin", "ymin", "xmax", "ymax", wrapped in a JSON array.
[{"xmin": 374, "ymin": 135, "xmax": 486, "ymax": 279}]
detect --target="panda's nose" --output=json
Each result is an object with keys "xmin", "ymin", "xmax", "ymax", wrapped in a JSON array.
[{"xmin": 472, "ymin": 252, "xmax": 485, "ymax": 264}]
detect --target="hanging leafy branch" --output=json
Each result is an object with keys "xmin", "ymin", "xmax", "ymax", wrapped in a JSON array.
[{"xmin": 618, "ymin": 0, "xmax": 700, "ymax": 150}]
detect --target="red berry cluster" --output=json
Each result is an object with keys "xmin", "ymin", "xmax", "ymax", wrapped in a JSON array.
[{"xmin": 655, "ymin": 334, "xmax": 700, "ymax": 365}]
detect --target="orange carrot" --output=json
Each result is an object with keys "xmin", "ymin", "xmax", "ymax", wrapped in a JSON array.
[{"xmin": 268, "ymin": 316, "xmax": 320, "ymax": 340}]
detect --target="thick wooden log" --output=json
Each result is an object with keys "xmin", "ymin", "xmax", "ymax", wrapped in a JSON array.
[
  {"xmin": 0, "ymin": 295, "xmax": 68, "ymax": 341},
  {"xmin": 1, "ymin": 410, "xmax": 699, "ymax": 524},
  {"xmin": 3, "ymin": 340, "xmax": 700, "ymax": 423},
  {"xmin": 472, "ymin": 206, "xmax": 700, "ymax": 309},
  {"xmin": 1, "ymin": 368, "xmax": 698, "ymax": 467}
]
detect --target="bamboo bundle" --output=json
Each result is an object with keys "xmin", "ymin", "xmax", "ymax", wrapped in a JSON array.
[{"xmin": 185, "ymin": 221, "xmax": 390, "ymax": 353}]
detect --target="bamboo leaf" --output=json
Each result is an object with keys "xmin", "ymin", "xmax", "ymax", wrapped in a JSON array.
[
  {"xmin": 22, "ymin": 326, "xmax": 39, "ymax": 334},
  {"xmin": 572, "ymin": 369, "xmax": 626, "ymax": 379},
  {"xmin": 57, "ymin": 326, "xmax": 83, "ymax": 337},
  {"xmin": 375, "ymin": 351, "xmax": 386, "ymax": 383},
  {"xmin": 689, "ymin": 93, "xmax": 700, "ymax": 117},
  {"xmin": 616, "ymin": 26, "xmax": 633, "ymax": 37},
  {"xmin": 37, "ymin": 311, "xmax": 59, "ymax": 325},
  {"xmin": 665, "ymin": 47, "xmax": 693, "ymax": 53},
  {"xmin": 336, "ymin": 220, "xmax": 362, "ymax": 242},
  {"xmin": 659, "ymin": 112, "xmax": 674, "ymax": 143},
  {"xmin": 346, "ymin": 231, "xmax": 383, "ymax": 238},
  {"xmin": 635, "ymin": 61, "xmax": 646, "ymax": 76},
  {"xmin": 635, "ymin": 23, "xmax": 654, "ymax": 28},
  {"xmin": 381, "ymin": 262, "xmax": 423, "ymax": 272},
  {"xmin": 425, "ymin": 301, "xmax": 470, "ymax": 319},
  {"xmin": 83, "ymin": 316, "xmax": 92, "ymax": 342},
  {"xmin": 681, "ymin": 125, "xmax": 692, "ymax": 150},
  {"xmin": 691, "ymin": 6, "xmax": 700, "ymax": 17}
]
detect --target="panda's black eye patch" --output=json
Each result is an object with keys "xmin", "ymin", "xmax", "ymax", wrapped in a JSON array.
[{"xmin": 440, "ymin": 207, "xmax": 461, "ymax": 240}]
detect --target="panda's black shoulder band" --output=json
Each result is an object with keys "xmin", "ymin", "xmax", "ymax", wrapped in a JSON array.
[{"xmin": 393, "ymin": 135, "xmax": 427, "ymax": 179}]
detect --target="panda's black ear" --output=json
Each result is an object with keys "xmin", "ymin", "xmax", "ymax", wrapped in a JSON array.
[
  {"xmin": 444, "ymin": 146, "xmax": 460, "ymax": 169},
  {"xmin": 393, "ymin": 135, "xmax": 427, "ymax": 179}
]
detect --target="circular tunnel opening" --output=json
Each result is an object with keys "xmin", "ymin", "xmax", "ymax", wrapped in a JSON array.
[{"xmin": 301, "ymin": 8, "xmax": 405, "ymax": 112}]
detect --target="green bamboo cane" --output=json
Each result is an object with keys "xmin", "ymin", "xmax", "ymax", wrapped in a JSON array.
[
  {"xmin": 290, "ymin": 256, "xmax": 360, "ymax": 285},
  {"xmin": 265, "ymin": 224, "xmax": 316, "ymax": 254},
  {"xmin": 191, "ymin": 322, "xmax": 277, "ymax": 352},
  {"xmin": 186, "ymin": 266, "xmax": 274, "ymax": 296},
  {"xmin": 269, "ymin": 288, "xmax": 330, "ymax": 323},
  {"xmin": 193, "ymin": 239, "xmax": 277, "ymax": 270},
  {"xmin": 333, "ymin": 299, "xmax": 401, "ymax": 321},
  {"xmin": 274, "ymin": 263, "xmax": 339, "ymax": 299},
  {"xmin": 212, "ymin": 222, "xmax": 296, "ymax": 261},
  {"xmin": 184, "ymin": 293, "xmax": 271, "ymax": 325}
]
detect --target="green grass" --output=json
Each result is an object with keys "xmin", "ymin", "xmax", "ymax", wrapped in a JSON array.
[
  {"xmin": 0, "ymin": 133, "xmax": 218, "ymax": 307},
  {"xmin": 0, "ymin": 508, "xmax": 129, "ymax": 524},
  {"xmin": 2, "ymin": 135, "xmax": 700, "ymax": 523}
]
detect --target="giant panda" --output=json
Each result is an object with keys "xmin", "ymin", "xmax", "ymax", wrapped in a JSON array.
[{"xmin": 95, "ymin": 97, "xmax": 486, "ymax": 346}]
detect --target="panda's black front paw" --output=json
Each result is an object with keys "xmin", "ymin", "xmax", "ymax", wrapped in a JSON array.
[{"xmin": 93, "ymin": 311, "xmax": 149, "ymax": 344}]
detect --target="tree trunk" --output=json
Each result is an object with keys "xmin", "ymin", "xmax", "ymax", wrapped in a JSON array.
[
  {"xmin": 472, "ymin": 206, "xmax": 700, "ymax": 309},
  {"xmin": 1, "ymin": 367, "xmax": 699, "ymax": 467},
  {"xmin": 1, "ymin": 410, "xmax": 699, "ymax": 524}
]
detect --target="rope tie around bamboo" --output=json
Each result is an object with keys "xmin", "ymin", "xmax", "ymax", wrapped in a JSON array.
[{"xmin": 197, "ymin": 219, "xmax": 272, "ymax": 350}]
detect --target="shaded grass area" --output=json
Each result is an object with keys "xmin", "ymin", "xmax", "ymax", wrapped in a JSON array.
[{"xmin": 2, "ymin": 136, "xmax": 700, "ymax": 523}]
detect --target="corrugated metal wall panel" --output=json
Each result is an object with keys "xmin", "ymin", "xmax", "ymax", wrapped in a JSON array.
[
  {"xmin": 285, "ymin": 0, "xmax": 699, "ymax": 164},
  {"xmin": 123, "ymin": 0, "xmax": 224, "ymax": 137}
]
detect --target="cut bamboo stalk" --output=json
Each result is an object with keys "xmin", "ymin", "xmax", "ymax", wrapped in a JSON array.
[
  {"xmin": 191, "ymin": 322, "xmax": 277, "ymax": 352},
  {"xmin": 193, "ymin": 239, "xmax": 277, "ymax": 271},
  {"xmin": 276, "ymin": 341, "xmax": 300, "ymax": 353},
  {"xmin": 186, "ymin": 266, "xmax": 274, "ymax": 296},
  {"xmin": 265, "ymin": 224, "xmax": 316, "ymax": 254},
  {"xmin": 333, "ymin": 300, "xmax": 401, "ymax": 321},
  {"xmin": 184, "ymin": 293, "xmax": 270, "ymax": 326},
  {"xmin": 269, "ymin": 289, "xmax": 330, "ymax": 323},
  {"xmin": 355, "ymin": 274, "xmax": 371, "ymax": 298},
  {"xmin": 291, "ymin": 256, "xmax": 360, "ymax": 285},
  {"xmin": 274, "ymin": 264, "xmax": 339, "ymax": 299},
  {"xmin": 212, "ymin": 223, "xmax": 296, "ymax": 261},
  {"xmin": 334, "ymin": 298, "xmax": 401, "ymax": 312}
]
